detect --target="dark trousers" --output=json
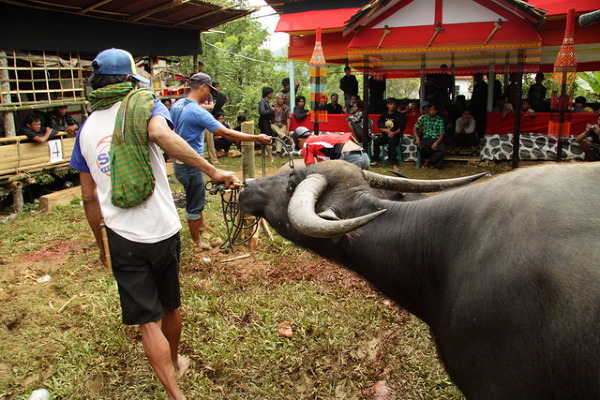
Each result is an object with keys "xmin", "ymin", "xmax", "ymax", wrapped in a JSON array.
[
  {"xmin": 371, "ymin": 134, "xmax": 401, "ymax": 165},
  {"xmin": 418, "ymin": 137, "xmax": 446, "ymax": 168}
]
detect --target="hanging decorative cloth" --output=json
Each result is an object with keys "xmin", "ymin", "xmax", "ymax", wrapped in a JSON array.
[
  {"xmin": 548, "ymin": 8, "xmax": 577, "ymax": 143},
  {"xmin": 309, "ymin": 27, "xmax": 328, "ymax": 124}
]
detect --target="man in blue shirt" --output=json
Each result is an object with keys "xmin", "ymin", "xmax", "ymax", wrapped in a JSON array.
[{"xmin": 170, "ymin": 72, "xmax": 271, "ymax": 249}]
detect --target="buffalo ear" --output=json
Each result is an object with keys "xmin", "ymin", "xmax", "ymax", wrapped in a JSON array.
[{"xmin": 317, "ymin": 208, "xmax": 340, "ymax": 221}]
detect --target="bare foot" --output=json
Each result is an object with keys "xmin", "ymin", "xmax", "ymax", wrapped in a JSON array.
[
  {"xmin": 194, "ymin": 240, "xmax": 211, "ymax": 251},
  {"xmin": 176, "ymin": 355, "xmax": 191, "ymax": 379}
]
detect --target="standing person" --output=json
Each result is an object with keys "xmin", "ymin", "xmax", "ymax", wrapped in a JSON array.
[
  {"xmin": 413, "ymin": 104, "xmax": 446, "ymax": 169},
  {"xmin": 170, "ymin": 73, "xmax": 271, "ymax": 249},
  {"xmin": 258, "ymin": 86, "xmax": 274, "ymax": 138},
  {"xmin": 339, "ymin": 66, "xmax": 359, "ymax": 108},
  {"xmin": 504, "ymin": 72, "xmax": 521, "ymax": 112},
  {"xmin": 270, "ymin": 92, "xmax": 291, "ymax": 157},
  {"xmin": 372, "ymin": 98, "xmax": 406, "ymax": 169},
  {"xmin": 69, "ymin": 48, "xmax": 240, "ymax": 400},
  {"xmin": 527, "ymin": 73, "xmax": 547, "ymax": 112},
  {"xmin": 211, "ymin": 81, "xmax": 228, "ymax": 117},
  {"xmin": 368, "ymin": 74, "xmax": 386, "ymax": 114},
  {"xmin": 471, "ymin": 73, "xmax": 488, "ymax": 141}
]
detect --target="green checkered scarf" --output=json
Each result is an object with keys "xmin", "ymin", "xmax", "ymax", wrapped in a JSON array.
[
  {"xmin": 88, "ymin": 82, "xmax": 134, "ymax": 111},
  {"xmin": 108, "ymin": 87, "xmax": 157, "ymax": 208}
]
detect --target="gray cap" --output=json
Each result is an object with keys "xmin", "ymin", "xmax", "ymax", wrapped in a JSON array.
[{"xmin": 190, "ymin": 73, "xmax": 217, "ymax": 91}]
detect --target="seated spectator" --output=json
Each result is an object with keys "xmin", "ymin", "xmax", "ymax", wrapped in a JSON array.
[
  {"xmin": 454, "ymin": 109, "xmax": 477, "ymax": 149},
  {"xmin": 372, "ymin": 98, "xmax": 406, "ymax": 169},
  {"xmin": 346, "ymin": 100, "xmax": 370, "ymax": 143},
  {"xmin": 45, "ymin": 106, "xmax": 78, "ymax": 134},
  {"xmin": 291, "ymin": 127, "xmax": 370, "ymax": 170},
  {"xmin": 575, "ymin": 114, "xmax": 600, "ymax": 161},
  {"xmin": 413, "ymin": 104, "xmax": 446, "ymax": 169},
  {"xmin": 213, "ymin": 111, "xmax": 234, "ymax": 157},
  {"xmin": 326, "ymin": 93, "xmax": 344, "ymax": 114},
  {"xmin": 20, "ymin": 114, "xmax": 59, "ymax": 143},
  {"xmin": 574, "ymin": 96, "xmax": 594, "ymax": 113},
  {"xmin": 406, "ymin": 100, "xmax": 421, "ymax": 116},
  {"xmin": 521, "ymin": 99, "xmax": 536, "ymax": 118},
  {"xmin": 270, "ymin": 92, "xmax": 292, "ymax": 157},
  {"xmin": 493, "ymin": 96, "xmax": 514, "ymax": 120},
  {"xmin": 344, "ymin": 95, "xmax": 361, "ymax": 114},
  {"xmin": 293, "ymin": 95, "xmax": 308, "ymax": 121}
]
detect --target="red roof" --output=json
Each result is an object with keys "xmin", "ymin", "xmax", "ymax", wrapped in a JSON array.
[
  {"xmin": 528, "ymin": 0, "xmax": 597, "ymax": 16},
  {"xmin": 275, "ymin": 8, "xmax": 360, "ymax": 33}
]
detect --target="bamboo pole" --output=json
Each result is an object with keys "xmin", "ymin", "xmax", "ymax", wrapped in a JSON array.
[{"xmin": 0, "ymin": 50, "xmax": 16, "ymax": 136}]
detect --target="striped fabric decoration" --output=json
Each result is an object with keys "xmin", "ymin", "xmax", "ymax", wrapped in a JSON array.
[
  {"xmin": 548, "ymin": 8, "xmax": 577, "ymax": 142},
  {"xmin": 310, "ymin": 27, "xmax": 328, "ymax": 123}
]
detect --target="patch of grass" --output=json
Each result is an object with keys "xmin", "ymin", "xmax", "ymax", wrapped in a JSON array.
[{"xmin": 0, "ymin": 155, "xmax": 522, "ymax": 399}]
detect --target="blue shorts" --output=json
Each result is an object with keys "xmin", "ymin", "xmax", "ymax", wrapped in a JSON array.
[
  {"xmin": 108, "ymin": 229, "xmax": 182, "ymax": 325},
  {"xmin": 174, "ymin": 162, "xmax": 205, "ymax": 221}
]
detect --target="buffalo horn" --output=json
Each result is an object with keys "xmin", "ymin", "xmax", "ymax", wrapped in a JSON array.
[
  {"xmin": 362, "ymin": 170, "xmax": 488, "ymax": 192},
  {"xmin": 288, "ymin": 173, "xmax": 387, "ymax": 238}
]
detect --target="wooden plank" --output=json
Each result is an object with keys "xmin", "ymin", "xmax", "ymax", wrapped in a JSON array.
[{"xmin": 39, "ymin": 186, "xmax": 81, "ymax": 211}]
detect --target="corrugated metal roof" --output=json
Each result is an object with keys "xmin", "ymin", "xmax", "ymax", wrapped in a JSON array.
[{"xmin": 0, "ymin": 0, "xmax": 253, "ymax": 31}]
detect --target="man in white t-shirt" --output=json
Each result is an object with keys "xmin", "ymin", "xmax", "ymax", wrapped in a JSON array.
[{"xmin": 70, "ymin": 48, "xmax": 238, "ymax": 400}]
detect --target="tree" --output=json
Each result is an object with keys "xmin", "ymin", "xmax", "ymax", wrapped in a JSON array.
[{"xmin": 576, "ymin": 71, "xmax": 600, "ymax": 101}]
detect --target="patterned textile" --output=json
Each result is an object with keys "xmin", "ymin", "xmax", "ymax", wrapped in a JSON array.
[
  {"xmin": 109, "ymin": 88, "xmax": 157, "ymax": 208},
  {"xmin": 414, "ymin": 115, "xmax": 445, "ymax": 139},
  {"xmin": 88, "ymin": 82, "xmax": 135, "ymax": 111}
]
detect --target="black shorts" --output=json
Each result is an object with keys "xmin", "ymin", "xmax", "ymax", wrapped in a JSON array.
[{"xmin": 107, "ymin": 229, "xmax": 181, "ymax": 325}]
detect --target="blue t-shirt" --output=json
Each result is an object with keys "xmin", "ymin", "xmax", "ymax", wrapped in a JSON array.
[
  {"xmin": 70, "ymin": 99, "xmax": 172, "ymax": 173},
  {"xmin": 169, "ymin": 98, "xmax": 222, "ymax": 155}
]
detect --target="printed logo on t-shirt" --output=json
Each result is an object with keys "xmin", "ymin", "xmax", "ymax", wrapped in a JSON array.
[{"xmin": 96, "ymin": 135, "xmax": 112, "ymax": 176}]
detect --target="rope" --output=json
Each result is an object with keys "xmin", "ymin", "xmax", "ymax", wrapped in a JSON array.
[{"xmin": 205, "ymin": 181, "xmax": 260, "ymax": 252}]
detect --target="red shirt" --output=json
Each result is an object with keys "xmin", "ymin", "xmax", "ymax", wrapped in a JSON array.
[{"xmin": 301, "ymin": 133, "xmax": 353, "ymax": 165}]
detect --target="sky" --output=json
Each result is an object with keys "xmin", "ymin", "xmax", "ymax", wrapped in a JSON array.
[{"xmin": 247, "ymin": 0, "xmax": 290, "ymax": 51}]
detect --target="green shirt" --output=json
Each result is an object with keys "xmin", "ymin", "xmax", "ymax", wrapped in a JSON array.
[{"xmin": 415, "ymin": 114, "xmax": 445, "ymax": 139}]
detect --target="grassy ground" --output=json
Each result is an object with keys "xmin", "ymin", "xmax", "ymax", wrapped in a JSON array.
[{"xmin": 0, "ymin": 154, "xmax": 522, "ymax": 399}]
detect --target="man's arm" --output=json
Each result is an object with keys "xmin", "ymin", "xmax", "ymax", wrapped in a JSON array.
[
  {"xmin": 212, "ymin": 125, "xmax": 272, "ymax": 145},
  {"xmin": 147, "ymin": 115, "xmax": 239, "ymax": 187},
  {"xmin": 30, "ymin": 127, "xmax": 56, "ymax": 143},
  {"xmin": 80, "ymin": 172, "xmax": 106, "ymax": 265}
]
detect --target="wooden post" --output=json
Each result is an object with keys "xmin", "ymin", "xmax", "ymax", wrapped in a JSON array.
[
  {"xmin": 0, "ymin": 50, "xmax": 16, "ymax": 137},
  {"xmin": 239, "ymin": 120, "xmax": 258, "ymax": 247},
  {"xmin": 9, "ymin": 181, "xmax": 23, "ymax": 213},
  {"xmin": 240, "ymin": 121, "xmax": 255, "ymax": 181}
]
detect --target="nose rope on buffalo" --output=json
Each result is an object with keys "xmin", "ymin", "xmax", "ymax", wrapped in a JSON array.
[
  {"xmin": 205, "ymin": 180, "xmax": 259, "ymax": 252},
  {"xmin": 205, "ymin": 137, "xmax": 294, "ymax": 252}
]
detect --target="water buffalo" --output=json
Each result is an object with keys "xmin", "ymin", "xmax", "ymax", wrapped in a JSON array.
[{"xmin": 239, "ymin": 160, "xmax": 600, "ymax": 399}]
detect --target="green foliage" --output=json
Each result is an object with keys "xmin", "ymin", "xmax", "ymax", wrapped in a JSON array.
[{"xmin": 576, "ymin": 72, "xmax": 600, "ymax": 101}]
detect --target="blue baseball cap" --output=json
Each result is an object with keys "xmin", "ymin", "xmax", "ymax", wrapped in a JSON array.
[{"xmin": 92, "ymin": 48, "xmax": 150, "ymax": 84}]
